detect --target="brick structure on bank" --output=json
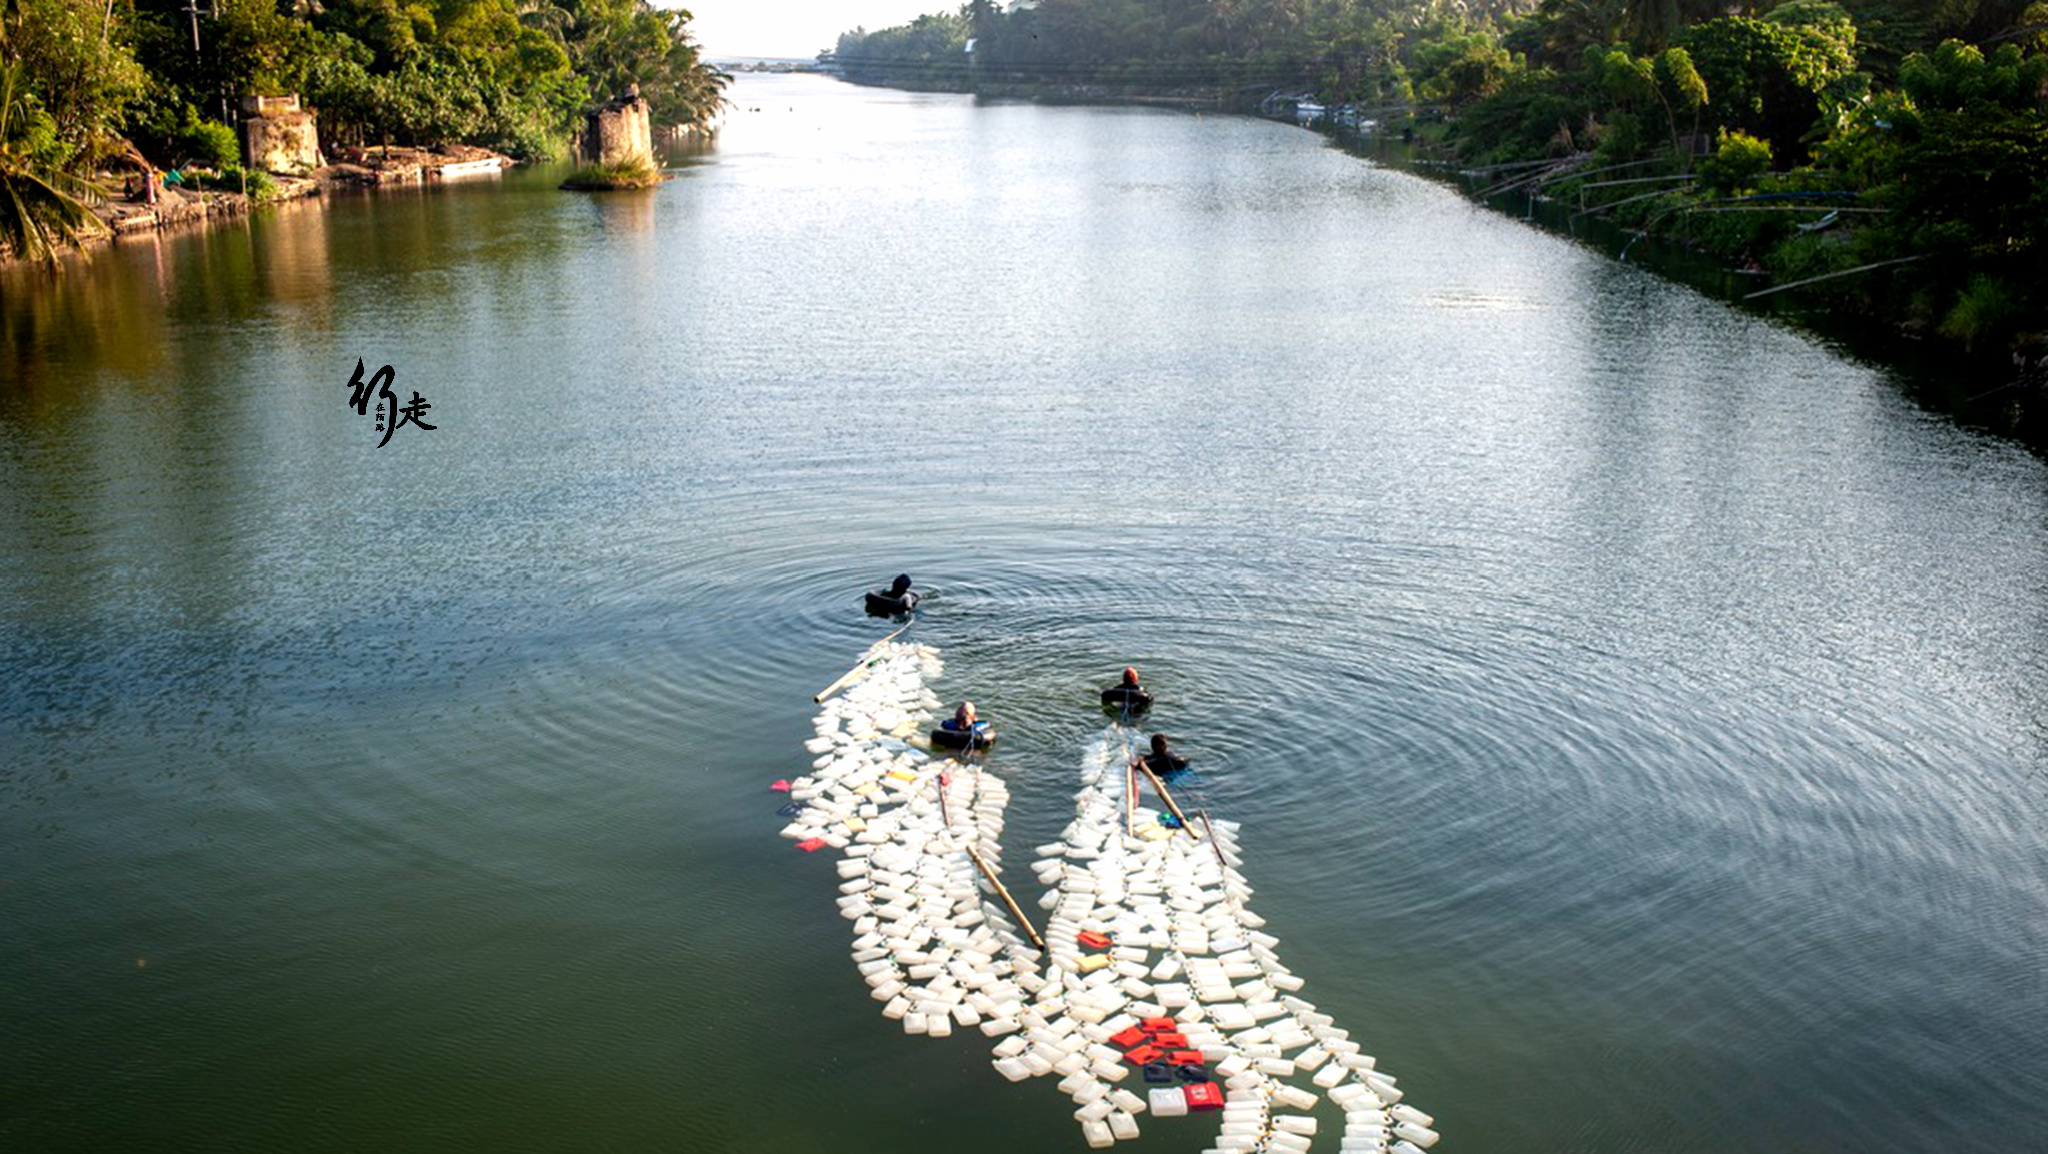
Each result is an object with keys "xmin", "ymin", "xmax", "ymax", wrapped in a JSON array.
[
  {"xmin": 582, "ymin": 86, "xmax": 653, "ymax": 166},
  {"xmin": 241, "ymin": 94, "xmax": 320, "ymax": 174}
]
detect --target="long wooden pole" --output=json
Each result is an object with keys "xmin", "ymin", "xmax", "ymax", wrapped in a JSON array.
[
  {"xmin": 1744, "ymin": 255, "xmax": 1924, "ymax": 300},
  {"xmin": 1124, "ymin": 760, "xmax": 1136, "ymax": 839},
  {"xmin": 1134, "ymin": 760, "xmax": 1202, "ymax": 841},
  {"xmin": 813, "ymin": 621, "xmax": 915, "ymax": 702},
  {"xmin": 1196, "ymin": 809, "xmax": 1229, "ymax": 869},
  {"xmin": 964, "ymin": 844, "xmax": 1044, "ymax": 950}
]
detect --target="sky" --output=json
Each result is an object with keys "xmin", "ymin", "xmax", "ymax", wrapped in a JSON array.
[{"xmin": 682, "ymin": 0, "xmax": 953, "ymax": 61}]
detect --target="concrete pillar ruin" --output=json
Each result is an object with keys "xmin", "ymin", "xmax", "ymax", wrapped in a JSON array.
[
  {"xmin": 241, "ymin": 94, "xmax": 320, "ymax": 174},
  {"xmin": 582, "ymin": 86, "xmax": 654, "ymax": 166}
]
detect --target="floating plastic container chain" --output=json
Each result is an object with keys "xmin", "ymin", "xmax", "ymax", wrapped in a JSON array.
[
  {"xmin": 781, "ymin": 641, "xmax": 1439, "ymax": 1151},
  {"xmin": 783, "ymin": 640, "xmax": 1045, "ymax": 1049},
  {"xmin": 1015, "ymin": 737, "xmax": 1439, "ymax": 1152}
]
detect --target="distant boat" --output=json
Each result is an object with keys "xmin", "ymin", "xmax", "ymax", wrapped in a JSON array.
[
  {"xmin": 437, "ymin": 158, "xmax": 506, "ymax": 180},
  {"xmin": 1294, "ymin": 100, "xmax": 1326, "ymax": 124}
]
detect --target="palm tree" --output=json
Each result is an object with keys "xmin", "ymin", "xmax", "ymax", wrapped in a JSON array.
[
  {"xmin": 0, "ymin": 59, "xmax": 105, "ymax": 265},
  {"xmin": 516, "ymin": 0, "xmax": 574, "ymax": 38}
]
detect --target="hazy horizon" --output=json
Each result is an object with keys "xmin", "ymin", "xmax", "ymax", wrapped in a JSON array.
[{"xmin": 686, "ymin": 1, "xmax": 948, "ymax": 60}]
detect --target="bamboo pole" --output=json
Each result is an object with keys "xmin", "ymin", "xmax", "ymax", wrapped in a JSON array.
[
  {"xmin": 812, "ymin": 620, "xmax": 915, "ymax": 702},
  {"xmin": 1680, "ymin": 205, "xmax": 1888, "ymax": 215},
  {"xmin": 1460, "ymin": 155, "xmax": 1568, "ymax": 177},
  {"xmin": 1574, "ymin": 173, "xmax": 1700, "ymax": 190},
  {"xmin": 1743, "ymin": 255, "xmax": 1924, "ymax": 300},
  {"xmin": 964, "ymin": 843, "xmax": 1044, "ymax": 950},
  {"xmin": 1571, "ymin": 185, "xmax": 1686, "ymax": 219},
  {"xmin": 1196, "ymin": 810, "xmax": 1230, "ymax": 870},
  {"xmin": 1124, "ymin": 760, "xmax": 1137, "ymax": 839},
  {"xmin": 1480, "ymin": 155, "xmax": 1664, "ymax": 198},
  {"xmin": 1477, "ymin": 163, "xmax": 1578, "ymax": 198},
  {"xmin": 1134, "ymin": 760, "xmax": 1202, "ymax": 841}
]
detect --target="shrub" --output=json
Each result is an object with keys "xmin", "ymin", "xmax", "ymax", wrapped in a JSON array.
[
  {"xmin": 1697, "ymin": 128, "xmax": 1773, "ymax": 192},
  {"xmin": 1940, "ymin": 276, "xmax": 2021, "ymax": 348},
  {"xmin": 185, "ymin": 164, "xmax": 279, "ymax": 200},
  {"xmin": 181, "ymin": 118, "xmax": 240, "ymax": 170}
]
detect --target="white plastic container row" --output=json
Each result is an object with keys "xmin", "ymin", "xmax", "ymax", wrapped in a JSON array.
[{"xmin": 1008, "ymin": 734, "xmax": 1441, "ymax": 1151}]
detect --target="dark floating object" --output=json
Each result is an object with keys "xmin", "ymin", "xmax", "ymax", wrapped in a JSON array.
[
  {"xmin": 865, "ymin": 573, "xmax": 919, "ymax": 617},
  {"xmin": 1101, "ymin": 685, "xmax": 1153, "ymax": 715},
  {"xmin": 865, "ymin": 589, "xmax": 918, "ymax": 615},
  {"xmin": 930, "ymin": 721, "xmax": 994, "ymax": 751}
]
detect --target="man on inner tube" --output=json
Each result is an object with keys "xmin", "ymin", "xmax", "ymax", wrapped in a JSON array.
[
  {"xmin": 870, "ymin": 573, "xmax": 917, "ymax": 611},
  {"xmin": 1134, "ymin": 733, "xmax": 1189, "ymax": 778},
  {"xmin": 1101, "ymin": 666, "xmax": 1153, "ymax": 714},
  {"xmin": 941, "ymin": 701, "xmax": 990, "ymax": 738}
]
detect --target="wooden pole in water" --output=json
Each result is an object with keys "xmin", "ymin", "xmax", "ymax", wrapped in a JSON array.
[
  {"xmin": 813, "ymin": 621, "xmax": 915, "ymax": 702},
  {"xmin": 1135, "ymin": 761, "xmax": 1202, "ymax": 840},
  {"xmin": 964, "ymin": 843, "xmax": 1044, "ymax": 950}
]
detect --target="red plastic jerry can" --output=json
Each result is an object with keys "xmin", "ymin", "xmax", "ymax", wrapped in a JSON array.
[{"xmin": 1183, "ymin": 1082, "xmax": 1225, "ymax": 1111}]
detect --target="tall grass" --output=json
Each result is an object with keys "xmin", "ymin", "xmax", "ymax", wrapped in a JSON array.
[{"xmin": 559, "ymin": 154, "xmax": 662, "ymax": 190}]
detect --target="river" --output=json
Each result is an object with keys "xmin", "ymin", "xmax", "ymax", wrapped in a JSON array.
[{"xmin": 2, "ymin": 72, "xmax": 2043, "ymax": 1154}]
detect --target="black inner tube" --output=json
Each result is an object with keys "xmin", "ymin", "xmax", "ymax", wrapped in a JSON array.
[
  {"xmin": 865, "ymin": 590, "xmax": 918, "ymax": 615},
  {"xmin": 1101, "ymin": 686, "xmax": 1153, "ymax": 712},
  {"xmin": 1138, "ymin": 752, "xmax": 1188, "ymax": 776},
  {"xmin": 931, "ymin": 723, "xmax": 992, "ymax": 749}
]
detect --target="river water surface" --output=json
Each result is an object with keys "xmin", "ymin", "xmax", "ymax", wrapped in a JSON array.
[{"xmin": 3, "ymin": 74, "xmax": 2044, "ymax": 1154}]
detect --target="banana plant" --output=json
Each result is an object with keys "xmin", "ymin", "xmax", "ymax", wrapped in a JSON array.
[{"xmin": 0, "ymin": 57, "xmax": 108, "ymax": 265}]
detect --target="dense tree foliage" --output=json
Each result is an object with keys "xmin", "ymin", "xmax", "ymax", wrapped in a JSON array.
[{"xmin": 0, "ymin": 0, "xmax": 727, "ymax": 257}]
